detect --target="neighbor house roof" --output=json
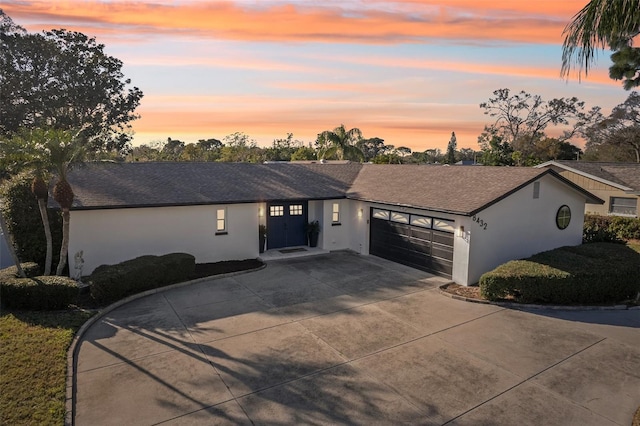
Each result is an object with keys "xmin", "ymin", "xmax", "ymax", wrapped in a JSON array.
[
  {"xmin": 57, "ymin": 162, "xmax": 603, "ymax": 216},
  {"xmin": 536, "ymin": 161, "xmax": 640, "ymax": 194}
]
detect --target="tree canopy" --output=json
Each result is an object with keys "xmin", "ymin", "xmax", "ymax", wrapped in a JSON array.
[
  {"xmin": 0, "ymin": 10, "xmax": 143, "ymax": 156},
  {"xmin": 561, "ymin": 0, "xmax": 640, "ymax": 89},
  {"xmin": 584, "ymin": 91, "xmax": 640, "ymax": 162},
  {"xmin": 478, "ymin": 88, "xmax": 598, "ymax": 165}
]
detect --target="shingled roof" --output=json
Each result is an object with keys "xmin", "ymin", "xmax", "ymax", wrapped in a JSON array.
[
  {"xmin": 62, "ymin": 162, "xmax": 362, "ymax": 209},
  {"xmin": 348, "ymin": 164, "xmax": 601, "ymax": 215},
  {"xmin": 546, "ymin": 161, "xmax": 640, "ymax": 194},
  {"xmin": 59, "ymin": 162, "xmax": 601, "ymax": 215}
]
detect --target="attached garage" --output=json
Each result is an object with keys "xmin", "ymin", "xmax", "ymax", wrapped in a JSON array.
[{"xmin": 369, "ymin": 208, "xmax": 454, "ymax": 278}]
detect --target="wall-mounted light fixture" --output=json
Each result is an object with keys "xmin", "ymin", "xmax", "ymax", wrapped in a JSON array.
[
  {"xmin": 358, "ymin": 208, "xmax": 363, "ymax": 218},
  {"xmin": 258, "ymin": 207, "xmax": 264, "ymax": 217}
]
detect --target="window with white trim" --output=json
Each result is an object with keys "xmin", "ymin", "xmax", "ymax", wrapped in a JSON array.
[
  {"xmin": 332, "ymin": 203, "xmax": 340, "ymax": 223},
  {"xmin": 609, "ymin": 197, "xmax": 637, "ymax": 216},
  {"xmin": 216, "ymin": 208, "xmax": 227, "ymax": 233}
]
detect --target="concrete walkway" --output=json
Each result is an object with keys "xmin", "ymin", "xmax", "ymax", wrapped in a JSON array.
[{"xmin": 73, "ymin": 252, "xmax": 640, "ymax": 425}]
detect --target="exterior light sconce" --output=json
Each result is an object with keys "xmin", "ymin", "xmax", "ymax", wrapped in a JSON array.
[
  {"xmin": 258, "ymin": 207, "xmax": 264, "ymax": 217},
  {"xmin": 458, "ymin": 226, "xmax": 465, "ymax": 237},
  {"xmin": 358, "ymin": 208, "xmax": 363, "ymax": 218}
]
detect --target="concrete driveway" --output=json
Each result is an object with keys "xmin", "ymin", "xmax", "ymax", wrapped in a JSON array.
[{"xmin": 73, "ymin": 252, "xmax": 640, "ymax": 425}]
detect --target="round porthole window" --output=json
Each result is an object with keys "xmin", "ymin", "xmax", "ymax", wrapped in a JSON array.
[{"xmin": 556, "ymin": 205, "xmax": 571, "ymax": 230}]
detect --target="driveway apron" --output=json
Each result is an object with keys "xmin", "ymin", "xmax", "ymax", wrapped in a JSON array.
[{"xmin": 73, "ymin": 252, "xmax": 640, "ymax": 425}]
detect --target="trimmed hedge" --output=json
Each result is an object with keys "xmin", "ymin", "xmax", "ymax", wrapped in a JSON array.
[
  {"xmin": 0, "ymin": 264, "xmax": 78, "ymax": 310},
  {"xmin": 480, "ymin": 243, "xmax": 640, "ymax": 305},
  {"xmin": 583, "ymin": 214, "xmax": 640, "ymax": 243},
  {"xmin": 89, "ymin": 253, "xmax": 196, "ymax": 303}
]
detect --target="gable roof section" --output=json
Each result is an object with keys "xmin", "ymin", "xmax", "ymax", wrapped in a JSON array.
[
  {"xmin": 348, "ymin": 165, "xmax": 602, "ymax": 216},
  {"xmin": 59, "ymin": 162, "xmax": 603, "ymax": 215},
  {"xmin": 62, "ymin": 162, "xmax": 362, "ymax": 209},
  {"xmin": 536, "ymin": 161, "xmax": 640, "ymax": 194}
]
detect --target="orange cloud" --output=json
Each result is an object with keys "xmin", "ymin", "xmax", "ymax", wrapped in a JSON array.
[{"xmin": 5, "ymin": 0, "xmax": 586, "ymax": 45}]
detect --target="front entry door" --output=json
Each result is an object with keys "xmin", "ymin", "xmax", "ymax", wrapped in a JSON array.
[{"xmin": 266, "ymin": 201, "xmax": 308, "ymax": 249}]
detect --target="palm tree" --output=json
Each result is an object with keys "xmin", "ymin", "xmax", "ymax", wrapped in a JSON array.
[
  {"xmin": 44, "ymin": 130, "xmax": 84, "ymax": 276},
  {"xmin": 318, "ymin": 124, "xmax": 364, "ymax": 161},
  {"xmin": 31, "ymin": 169, "xmax": 53, "ymax": 275},
  {"xmin": 561, "ymin": 0, "xmax": 640, "ymax": 81}
]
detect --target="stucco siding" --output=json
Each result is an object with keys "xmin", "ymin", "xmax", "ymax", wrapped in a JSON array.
[
  {"xmin": 69, "ymin": 203, "xmax": 259, "ymax": 276},
  {"xmin": 466, "ymin": 175, "xmax": 584, "ymax": 285},
  {"xmin": 321, "ymin": 199, "xmax": 351, "ymax": 251}
]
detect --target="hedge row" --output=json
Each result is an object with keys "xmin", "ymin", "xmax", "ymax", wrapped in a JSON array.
[
  {"xmin": 0, "ymin": 263, "xmax": 78, "ymax": 310},
  {"xmin": 583, "ymin": 214, "xmax": 640, "ymax": 243},
  {"xmin": 89, "ymin": 253, "xmax": 196, "ymax": 303},
  {"xmin": 479, "ymin": 242, "xmax": 640, "ymax": 305}
]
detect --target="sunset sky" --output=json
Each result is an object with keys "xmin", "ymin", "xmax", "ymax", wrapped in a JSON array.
[{"xmin": 3, "ymin": 0, "xmax": 627, "ymax": 151}]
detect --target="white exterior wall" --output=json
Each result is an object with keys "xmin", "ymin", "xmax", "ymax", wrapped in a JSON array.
[
  {"xmin": 466, "ymin": 175, "xmax": 585, "ymax": 285},
  {"xmin": 69, "ymin": 203, "xmax": 260, "ymax": 275},
  {"xmin": 321, "ymin": 199, "xmax": 352, "ymax": 251}
]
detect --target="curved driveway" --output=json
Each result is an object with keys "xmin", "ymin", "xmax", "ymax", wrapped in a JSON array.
[{"xmin": 73, "ymin": 252, "xmax": 640, "ymax": 425}]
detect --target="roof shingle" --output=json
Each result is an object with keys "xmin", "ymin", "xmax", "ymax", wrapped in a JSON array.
[{"xmin": 59, "ymin": 162, "xmax": 601, "ymax": 215}]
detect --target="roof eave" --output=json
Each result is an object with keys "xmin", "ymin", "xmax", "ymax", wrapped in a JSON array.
[{"xmin": 536, "ymin": 161, "xmax": 633, "ymax": 192}]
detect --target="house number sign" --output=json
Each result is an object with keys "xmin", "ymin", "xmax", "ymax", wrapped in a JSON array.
[{"xmin": 472, "ymin": 215, "xmax": 488, "ymax": 230}]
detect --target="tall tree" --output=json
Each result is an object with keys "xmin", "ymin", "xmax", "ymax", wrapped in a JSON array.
[
  {"xmin": 584, "ymin": 91, "xmax": 640, "ymax": 162},
  {"xmin": 48, "ymin": 130, "xmax": 83, "ymax": 275},
  {"xmin": 479, "ymin": 88, "xmax": 599, "ymax": 162},
  {"xmin": 0, "ymin": 11, "xmax": 143, "ymax": 156},
  {"xmin": 357, "ymin": 137, "xmax": 386, "ymax": 162},
  {"xmin": 317, "ymin": 124, "xmax": 364, "ymax": 161},
  {"xmin": 561, "ymin": 0, "xmax": 640, "ymax": 89},
  {"xmin": 445, "ymin": 132, "xmax": 457, "ymax": 164}
]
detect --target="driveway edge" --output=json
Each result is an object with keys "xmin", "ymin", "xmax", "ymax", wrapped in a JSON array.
[
  {"xmin": 64, "ymin": 263, "xmax": 266, "ymax": 426},
  {"xmin": 438, "ymin": 285, "xmax": 635, "ymax": 311}
]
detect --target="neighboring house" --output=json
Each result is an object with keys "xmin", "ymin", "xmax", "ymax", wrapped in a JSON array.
[
  {"xmin": 536, "ymin": 161, "xmax": 640, "ymax": 218},
  {"xmin": 54, "ymin": 162, "xmax": 601, "ymax": 286}
]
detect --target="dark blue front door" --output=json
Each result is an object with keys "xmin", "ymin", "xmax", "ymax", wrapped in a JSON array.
[{"xmin": 266, "ymin": 201, "xmax": 308, "ymax": 249}]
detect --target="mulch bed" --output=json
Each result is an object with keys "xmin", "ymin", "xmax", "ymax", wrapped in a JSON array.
[
  {"xmin": 188, "ymin": 259, "xmax": 264, "ymax": 280},
  {"xmin": 440, "ymin": 283, "xmax": 484, "ymax": 300}
]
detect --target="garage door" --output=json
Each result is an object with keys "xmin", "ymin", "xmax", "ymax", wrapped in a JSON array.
[{"xmin": 369, "ymin": 208, "xmax": 454, "ymax": 278}]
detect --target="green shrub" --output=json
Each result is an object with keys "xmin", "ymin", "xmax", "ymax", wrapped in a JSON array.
[
  {"xmin": 583, "ymin": 214, "xmax": 640, "ymax": 242},
  {"xmin": 0, "ymin": 172, "xmax": 63, "ymax": 269},
  {"xmin": 480, "ymin": 243, "xmax": 640, "ymax": 305},
  {"xmin": 89, "ymin": 253, "xmax": 195, "ymax": 303},
  {"xmin": 0, "ymin": 275, "xmax": 78, "ymax": 310}
]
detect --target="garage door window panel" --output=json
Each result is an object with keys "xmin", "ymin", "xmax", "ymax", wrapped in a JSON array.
[{"xmin": 390, "ymin": 212, "xmax": 410, "ymax": 223}]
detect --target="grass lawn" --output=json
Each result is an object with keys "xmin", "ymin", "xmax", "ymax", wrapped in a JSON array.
[
  {"xmin": 0, "ymin": 258, "xmax": 262, "ymax": 425},
  {"xmin": 0, "ymin": 310, "xmax": 94, "ymax": 426}
]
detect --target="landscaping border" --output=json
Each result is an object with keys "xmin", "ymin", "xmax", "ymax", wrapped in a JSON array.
[
  {"xmin": 438, "ymin": 284, "xmax": 640, "ymax": 311},
  {"xmin": 64, "ymin": 263, "xmax": 266, "ymax": 426}
]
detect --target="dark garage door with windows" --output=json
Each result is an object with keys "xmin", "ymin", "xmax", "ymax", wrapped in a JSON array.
[{"xmin": 369, "ymin": 208, "xmax": 454, "ymax": 278}]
